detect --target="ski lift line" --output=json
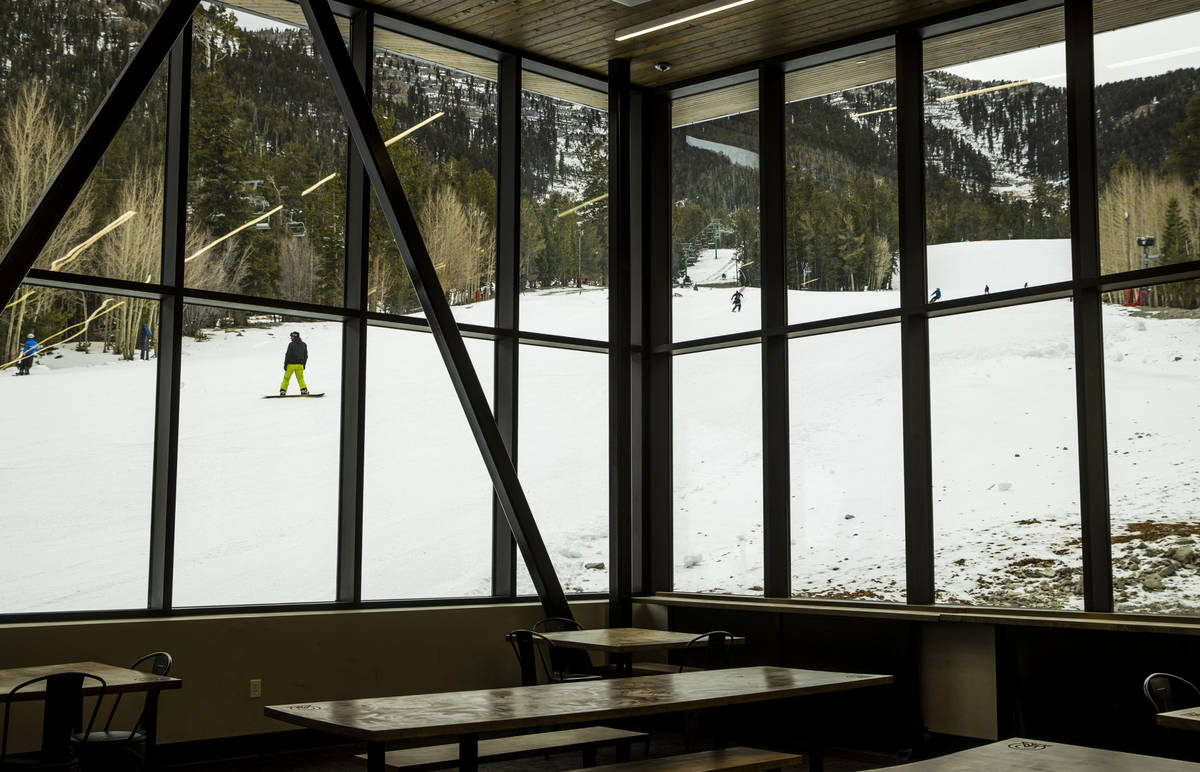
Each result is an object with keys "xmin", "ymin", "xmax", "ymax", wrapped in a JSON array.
[
  {"xmin": 293, "ymin": 113, "xmax": 446, "ymax": 198},
  {"xmin": 301, "ymin": 173, "xmax": 339, "ymax": 197},
  {"xmin": 186, "ymin": 205, "xmax": 283, "ymax": 263},
  {"xmin": 3, "ymin": 288, "xmax": 37, "ymax": 310},
  {"xmin": 556, "ymin": 192, "xmax": 609, "ymax": 219},
  {"xmin": 49, "ymin": 210, "xmax": 138, "ymax": 270},
  {"xmin": 383, "ymin": 111, "xmax": 445, "ymax": 148},
  {"xmin": 850, "ymin": 106, "xmax": 895, "ymax": 118},
  {"xmin": 0, "ymin": 298, "xmax": 125, "ymax": 370}
]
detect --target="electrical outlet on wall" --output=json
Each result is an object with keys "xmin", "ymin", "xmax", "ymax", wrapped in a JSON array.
[{"xmin": 249, "ymin": 678, "xmax": 262, "ymax": 698}]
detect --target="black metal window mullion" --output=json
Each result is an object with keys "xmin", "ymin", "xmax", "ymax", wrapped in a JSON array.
[
  {"xmin": 492, "ymin": 53, "xmax": 520, "ymax": 597},
  {"xmin": 336, "ymin": 8, "xmax": 373, "ymax": 604},
  {"xmin": 896, "ymin": 28, "xmax": 934, "ymax": 605},
  {"xmin": 643, "ymin": 92, "xmax": 674, "ymax": 593},
  {"xmin": 1064, "ymin": 0, "xmax": 1113, "ymax": 612},
  {"xmin": 609, "ymin": 59, "xmax": 634, "ymax": 626},
  {"xmin": 149, "ymin": 21, "xmax": 192, "ymax": 612},
  {"xmin": 759, "ymin": 63, "xmax": 790, "ymax": 599}
]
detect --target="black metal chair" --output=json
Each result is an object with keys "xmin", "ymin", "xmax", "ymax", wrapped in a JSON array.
[
  {"xmin": 2, "ymin": 671, "xmax": 106, "ymax": 771},
  {"xmin": 1145, "ymin": 672, "xmax": 1200, "ymax": 714},
  {"xmin": 506, "ymin": 630, "xmax": 602, "ymax": 685},
  {"xmin": 73, "ymin": 652, "xmax": 172, "ymax": 771},
  {"xmin": 530, "ymin": 618, "xmax": 606, "ymax": 679},
  {"xmin": 676, "ymin": 630, "xmax": 734, "ymax": 672}
]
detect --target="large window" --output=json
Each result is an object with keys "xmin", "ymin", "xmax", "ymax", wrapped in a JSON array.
[
  {"xmin": 1105, "ymin": 278, "xmax": 1200, "ymax": 614},
  {"xmin": 924, "ymin": 11, "xmax": 1071, "ymax": 301},
  {"xmin": 1096, "ymin": 4, "xmax": 1200, "ymax": 279},
  {"xmin": 789, "ymin": 326, "xmax": 905, "ymax": 601},
  {"xmin": 671, "ymin": 83, "xmax": 760, "ymax": 342},
  {"xmin": 930, "ymin": 301, "xmax": 1082, "ymax": 609},
  {"xmin": 369, "ymin": 29, "xmax": 497, "ymax": 323},
  {"xmin": 673, "ymin": 346, "xmax": 763, "ymax": 595},
  {"xmin": 185, "ymin": 4, "xmax": 346, "ymax": 304},
  {"xmin": 785, "ymin": 50, "xmax": 899, "ymax": 321},
  {"xmin": 0, "ymin": 286, "xmax": 156, "ymax": 613},
  {"xmin": 520, "ymin": 74, "xmax": 609, "ymax": 340},
  {"xmin": 362, "ymin": 328, "xmax": 493, "ymax": 600},
  {"xmin": 173, "ymin": 312, "xmax": 342, "ymax": 607}
]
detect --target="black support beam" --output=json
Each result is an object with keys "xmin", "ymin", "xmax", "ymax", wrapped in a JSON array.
[
  {"xmin": 336, "ymin": 8, "xmax": 373, "ymax": 603},
  {"xmin": 149, "ymin": 22, "xmax": 192, "ymax": 611},
  {"xmin": 0, "ymin": 0, "xmax": 200, "ymax": 307},
  {"xmin": 896, "ymin": 28, "xmax": 935, "ymax": 606},
  {"xmin": 1065, "ymin": 0, "xmax": 1112, "ymax": 612},
  {"xmin": 642, "ymin": 92, "xmax": 674, "ymax": 594},
  {"xmin": 492, "ymin": 53, "xmax": 521, "ymax": 597},
  {"xmin": 299, "ymin": 0, "xmax": 571, "ymax": 619},
  {"xmin": 759, "ymin": 63, "xmax": 790, "ymax": 599},
  {"xmin": 609, "ymin": 59, "xmax": 634, "ymax": 627}
]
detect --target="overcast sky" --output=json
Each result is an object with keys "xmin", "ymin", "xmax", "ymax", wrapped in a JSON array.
[{"xmin": 944, "ymin": 9, "xmax": 1200, "ymax": 86}]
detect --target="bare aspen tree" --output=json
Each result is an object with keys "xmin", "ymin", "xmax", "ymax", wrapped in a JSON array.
[
  {"xmin": 277, "ymin": 235, "xmax": 315, "ymax": 303},
  {"xmin": 420, "ymin": 185, "xmax": 488, "ymax": 306},
  {"xmin": 0, "ymin": 82, "xmax": 93, "ymax": 362}
]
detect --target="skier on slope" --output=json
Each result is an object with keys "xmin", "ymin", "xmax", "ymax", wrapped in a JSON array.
[
  {"xmin": 15, "ymin": 333, "xmax": 37, "ymax": 376},
  {"xmin": 731, "ymin": 288, "xmax": 744, "ymax": 312},
  {"xmin": 929, "ymin": 287, "xmax": 942, "ymax": 303},
  {"xmin": 280, "ymin": 331, "xmax": 309, "ymax": 396}
]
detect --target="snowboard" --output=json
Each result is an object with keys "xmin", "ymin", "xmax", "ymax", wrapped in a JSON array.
[{"xmin": 263, "ymin": 392, "xmax": 325, "ymax": 398}]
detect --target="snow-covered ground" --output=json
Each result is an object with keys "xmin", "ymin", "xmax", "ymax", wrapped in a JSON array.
[{"xmin": 2, "ymin": 240, "xmax": 1198, "ymax": 614}]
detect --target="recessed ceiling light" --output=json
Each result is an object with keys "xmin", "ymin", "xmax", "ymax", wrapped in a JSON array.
[{"xmin": 615, "ymin": 0, "xmax": 755, "ymax": 42}]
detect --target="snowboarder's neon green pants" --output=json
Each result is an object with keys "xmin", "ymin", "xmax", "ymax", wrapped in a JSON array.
[{"xmin": 281, "ymin": 364, "xmax": 307, "ymax": 391}]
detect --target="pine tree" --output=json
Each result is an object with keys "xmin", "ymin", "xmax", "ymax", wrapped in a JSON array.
[{"xmin": 1161, "ymin": 197, "xmax": 1191, "ymax": 265}]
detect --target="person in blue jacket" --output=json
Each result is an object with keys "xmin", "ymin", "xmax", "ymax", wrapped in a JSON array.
[
  {"xmin": 16, "ymin": 332, "xmax": 37, "ymax": 375},
  {"xmin": 730, "ymin": 288, "xmax": 744, "ymax": 312},
  {"xmin": 280, "ymin": 331, "xmax": 309, "ymax": 396},
  {"xmin": 929, "ymin": 287, "xmax": 942, "ymax": 303},
  {"xmin": 136, "ymin": 321, "xmax": 153, "ymax": 360}
]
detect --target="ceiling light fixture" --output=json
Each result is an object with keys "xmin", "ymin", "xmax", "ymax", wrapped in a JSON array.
[{"xmin": 615, "ymin": 0, "xmax": 755, "ymax": 42}]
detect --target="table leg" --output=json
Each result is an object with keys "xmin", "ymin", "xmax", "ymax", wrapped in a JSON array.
[
  {"xmin": 139, "ymin": 692, "xmax": 162, "ymax": 769},
  {"xmin": 808, "ymin": 742, "xmax": 823, "ymax": 772},
  {"xmin": 459, "ymin": 732, "xmax": 479, "ymax": 771},
  {"xmin": 367, "ymin": 740, "xmax": 385, "ymax": 772}
]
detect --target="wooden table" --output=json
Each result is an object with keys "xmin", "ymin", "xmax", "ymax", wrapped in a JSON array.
[
  {"xmin": 0, "ymin": 661, "xmax": 182, "ymax": 765},
  {"xmin": 872, "ymin": 738, "xmax": 1200, "ymax": 770},
  {"xmin": 1159, "ymin": 707, "xmax": 1200, "ymax": 732},
  {"xmin": 266, "ymin": 665, "xmax": 892, "ymax": 772},
  {"xmin": 539, "ymin": 627, "xmax": 745, "ymax": 674}
]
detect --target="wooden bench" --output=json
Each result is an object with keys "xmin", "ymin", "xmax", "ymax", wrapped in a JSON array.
[
  {"xmin": 356, "ymin": 726, "xmax": 648, "ymax": 770},
  {"xmin": 563, "ymin": 746, "xmax": 803, "ymax": 771}
]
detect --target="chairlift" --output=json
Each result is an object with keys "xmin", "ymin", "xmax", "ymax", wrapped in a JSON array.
[{"xmin": 287, "ymin": 210, "xmax": 307, "ymax": 238}]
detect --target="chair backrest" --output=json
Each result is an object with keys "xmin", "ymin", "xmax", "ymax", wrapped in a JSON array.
[
  {"xmin": 2, "ymin": 671, "xmax": 107, "ymax": 766},
  {"xmin": 104, "ymin": 652, "xmax": 173, "ymax": 734},
  {"xmin": 679, "ymin": 630, "xmax": 734, "ymax": 672},
  {"xmin": 1145, "ymin": 672, "xmax": 1200, "ymax": 714},
  {"xmin": 531, "ymin": 617, "xmax": 582, "ymax": 633},
  {"xmin": 529, "ymin": 618, "xmax": 593, "ymax": 675},
  {"xmin": 507, "ymin": 629, "xmax": 556, "ymax": 686}
]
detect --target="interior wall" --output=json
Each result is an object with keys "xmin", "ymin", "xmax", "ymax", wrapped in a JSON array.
[
  {"xmin": 0, "ymin": 600, "xmax": 607, "ymax": 751},
  {"xmin": 919, "ymin": 621, "xmax": 997, "ymax": 739}
]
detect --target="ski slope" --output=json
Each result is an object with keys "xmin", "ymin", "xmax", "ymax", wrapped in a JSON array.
[{"xmin": 2, "ymin": 240, "xmax": 1198, "ymax": 614}]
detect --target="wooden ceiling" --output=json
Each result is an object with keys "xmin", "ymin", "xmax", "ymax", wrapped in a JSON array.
[{"xmin": 232, "ymin": 0, "xmax": 1200, "ymax": 108}]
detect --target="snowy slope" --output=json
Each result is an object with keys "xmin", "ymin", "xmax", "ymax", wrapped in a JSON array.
[{"xmin": 2, "ymin": 240, "xmax": 1198, "ymax": 614}]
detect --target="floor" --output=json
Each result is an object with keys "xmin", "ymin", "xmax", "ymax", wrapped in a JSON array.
[{"xmin": 162, "ymin": 728, "xmax": 930, "ymax": 771}]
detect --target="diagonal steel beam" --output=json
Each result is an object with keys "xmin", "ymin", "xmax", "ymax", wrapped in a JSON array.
[
  {"xmin": 0, "ymin": 0, "xmax": 200, "ymax": 307},
  {"xmin": 299, "ymin": 0, "xmax": 572, "ymax": 620}
]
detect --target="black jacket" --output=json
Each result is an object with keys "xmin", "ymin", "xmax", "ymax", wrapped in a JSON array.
[{"xmin": 284, "ymin": 338, "xmax": 308, "ymax": 367}]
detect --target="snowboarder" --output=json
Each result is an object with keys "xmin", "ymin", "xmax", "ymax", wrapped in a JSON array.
[
  {"xmin": 984, "ymin": 284, "xmax": 990, "ymax": 295},
  {"xmin": 929, "ymin": 287, "xmax": 941, "ymax": 303},
  {"xmin": 16, "ymin": 332, "xmax": 37, "ymax": 375},
  {"xmin": 137, "ymin": 322, "xmax": 153, "ymax": 360},
  {"xmin": 280, "ymin": 330, "xmax": 309, "ymax": 396},
  {"xmin": 731, "ymin": 288, "xmax": 744, "ymax": 312}
]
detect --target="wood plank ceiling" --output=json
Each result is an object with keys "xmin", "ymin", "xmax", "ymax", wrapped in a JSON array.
[{"xmin": 233, "ymin": 0, "xmax": 1200, "ymax": 121}]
